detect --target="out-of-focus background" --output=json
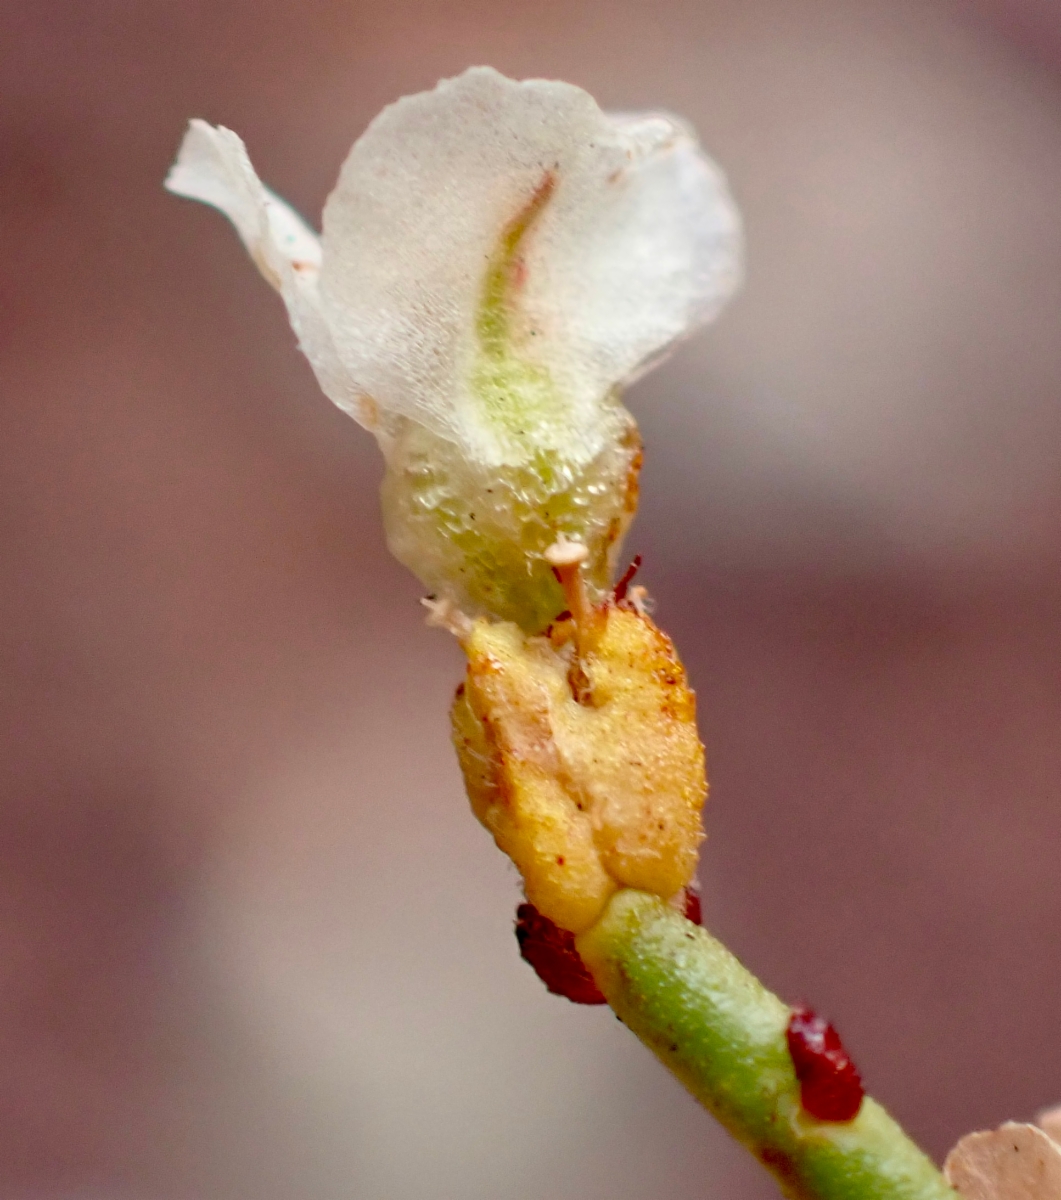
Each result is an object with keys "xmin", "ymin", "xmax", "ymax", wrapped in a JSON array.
[{"xmin": 3, "ymin": 1, "xmax": 1061, "ymax": 1197}]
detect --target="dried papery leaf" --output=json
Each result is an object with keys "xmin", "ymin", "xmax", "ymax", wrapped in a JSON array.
[
  {"xmin": 1039, "ymin": 1108, "xmax": 1061, "ymax": 1147},
  {"xmin": 945, "ymin": 1124, "xmax": 1061, "ymax": 1200}
]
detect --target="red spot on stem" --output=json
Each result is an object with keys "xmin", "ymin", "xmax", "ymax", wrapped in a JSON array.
[
  {"xmin": 786, "ymin": 1005, "xmax": 864, "ymax": 1121},
  {"xmin": 682, "ymin": 884, "xmax": 702, "ymax": 926},
  {"xmin": 515, "ymin": 903, "xmax": 606, "ymax": 1005}
]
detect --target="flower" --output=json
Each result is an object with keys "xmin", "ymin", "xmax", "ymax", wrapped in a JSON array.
[
  {"xmin": 166, "ymin": 66, "xmax": 741, "ymax": 629},
  {"xmin": 945, "ymin": 1107, "xmax": 1061, "ymax": 1200}
]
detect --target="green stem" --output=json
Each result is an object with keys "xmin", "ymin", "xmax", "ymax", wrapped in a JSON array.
[{"xmin": 577, "ymin": 891, "xmax": 956, "ymax": 1200}]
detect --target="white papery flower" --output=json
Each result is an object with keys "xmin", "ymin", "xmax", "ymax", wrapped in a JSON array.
[{"xmin": 166, "ymin": 67, "xmax": 741, "ymax": 629}]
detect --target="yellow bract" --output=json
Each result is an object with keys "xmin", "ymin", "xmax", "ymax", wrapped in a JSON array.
[{"xmin": 452, "ymin": 601, "xmax": 707, "ymax": 933}]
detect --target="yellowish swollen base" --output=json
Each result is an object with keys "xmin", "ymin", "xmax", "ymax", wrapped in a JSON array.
[{"xmin": 452, "ymin": 601, "xmax": 707, "ymax": 933}]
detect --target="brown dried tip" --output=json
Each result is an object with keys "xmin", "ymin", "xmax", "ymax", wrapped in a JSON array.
[
  {"xmin": 786, "ymin": 1005, "xmax": 864, "ymax": 1122},
  {"xmin": 515, "ymin": 902, "xmax": 607, "ymax": 1005},
  {"xmin": 614, "ymin": 554, "xmax": 643, "ymax": 602}
]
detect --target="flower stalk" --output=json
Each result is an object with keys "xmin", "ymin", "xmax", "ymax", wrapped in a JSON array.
[{"xmin": 579, "ymin": 891, "xmax": 956, "ymax": 1200}]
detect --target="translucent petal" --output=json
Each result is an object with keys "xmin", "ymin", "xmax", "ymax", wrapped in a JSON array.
[
  {"xmin": 166, "ymin": 120, "xmax": 320, "ymax": 286},
  {"xmin": 319, "ymin": 67, "xmax": 741, "ymax": 460},
  {"xmin": 945, "ymin": 1124, "xmax": 1061, "ymax": 1200},
  {"xmin": 562, "ymin": 110, "xmax": 743, "ymax": 386},
  {"xmin": 165, "ymin": 121, "xmax": 376, "ymax": 429}
]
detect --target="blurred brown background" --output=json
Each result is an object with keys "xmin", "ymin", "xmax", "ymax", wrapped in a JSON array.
[{"xmin": 3, "ymin": 1, "xmax": 1061, "ymax": 1197}]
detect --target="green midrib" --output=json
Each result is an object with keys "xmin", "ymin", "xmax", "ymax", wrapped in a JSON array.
[{"xmin": 472, "ymin": 170, "xmax": 571, "ymax": 449}]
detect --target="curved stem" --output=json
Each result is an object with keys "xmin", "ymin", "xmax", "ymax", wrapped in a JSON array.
[{"xmin": 577, "ymin": 891, "xmax": 956, "ymax": 1200}]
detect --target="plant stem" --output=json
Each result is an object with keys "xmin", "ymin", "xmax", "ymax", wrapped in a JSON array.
[{"xmin": 577, "ymin": 891, "xmax": 956, "ymax": 1200}]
